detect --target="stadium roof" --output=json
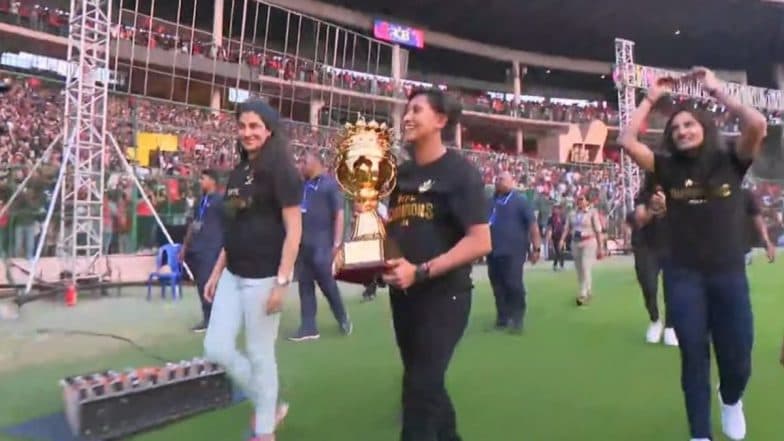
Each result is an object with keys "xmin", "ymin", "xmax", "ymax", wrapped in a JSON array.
[{"xmin": 317, "ymin": 0, "xmax": 784, "ymax": 72}]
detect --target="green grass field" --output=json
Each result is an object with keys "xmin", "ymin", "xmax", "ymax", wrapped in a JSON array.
[{"xmin": 0, "ymin": 257, "xmax": 782, "ymax": 441}]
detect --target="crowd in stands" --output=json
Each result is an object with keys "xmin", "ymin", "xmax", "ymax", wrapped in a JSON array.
[
  {"xmin": 0, "ymin": 76, "xmax": 646, "ymax": 257},
  {"xmin": 1, "ymin": 2, "xmax": 783, "ymax": 257},
  {"xmin": 6, "ymin": 1, "xmax": 782, "ymax": 135}
]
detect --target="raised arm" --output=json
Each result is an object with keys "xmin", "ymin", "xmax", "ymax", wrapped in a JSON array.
[
  {"xmin": 690, "ymin": 67, "xmax": 768, "ymax": 161},
  {"xmin": 618, "ymin": 79, "xmax": 674, "ymax": 172}
]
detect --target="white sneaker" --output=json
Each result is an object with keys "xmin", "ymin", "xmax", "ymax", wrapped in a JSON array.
[
  {"xmin": 663, "ymin": 328, "xmax": 679, "ymax": 347},
  {"xmin": 646, "ymin": 320, "xmax": 663, "ymax": 343},
  {"xmin": 691, "ymin": 438, "xmax": 711, "ymax": 441},
  {"xmin": 719, "ymin": 391, "xmax": 746, "ymax": 440}
]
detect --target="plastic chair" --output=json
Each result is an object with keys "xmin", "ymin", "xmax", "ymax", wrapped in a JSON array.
[{"xmin": 146, "ymin": 244, "xmax": 183, "ymax": 301}]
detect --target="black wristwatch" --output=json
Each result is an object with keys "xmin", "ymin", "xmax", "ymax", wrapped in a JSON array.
[
  {"xmin": 414, "ymin": 263, "xmax": 431, "ymax": 283},
  {"xmin": 532, "ymin": 246, "xmax": 541, "ymax": 253}
]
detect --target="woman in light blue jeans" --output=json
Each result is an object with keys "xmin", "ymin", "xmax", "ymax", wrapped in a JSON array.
[{"xmin": 202, "ymin": 100, "xmax": 303, "ymax": 441}]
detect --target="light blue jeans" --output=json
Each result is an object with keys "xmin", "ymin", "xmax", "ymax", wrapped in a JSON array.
[{"xmin": 203, "ymin": 269, "xmax": 282, "ymax": 435}]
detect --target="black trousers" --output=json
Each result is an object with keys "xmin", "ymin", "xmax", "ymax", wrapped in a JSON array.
[
  {"xmin": 550, "ymin": 237, "xmax": 565, "ymax": 268},
  {"xmin": 486, "ymin": 255, "xmax": 526, "ymax": 327},
  {"xmin": 186, "ymin": 253, "xmax": 218, "ymax": 324},
  {"xmin": 633, "ymin": 247, "xmax": 672, "ymax": 327},
  {"xmin": 390, "ymin": 289, "xmax": 471, "ymax": 441}
]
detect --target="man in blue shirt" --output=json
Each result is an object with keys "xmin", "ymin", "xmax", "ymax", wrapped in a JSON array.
[
  {"xmin": 488, "ymin": 172, "xmax": 541, "ymax": 333},
  {"xmin": 180, "ymin": 169, "xmax": 224, "ymax": 332},
  {"xmin": 290, "ymin": 152, "xmax": 351, "ymax": 341}
]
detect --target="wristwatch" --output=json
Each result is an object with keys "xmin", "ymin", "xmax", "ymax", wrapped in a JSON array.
[
  {"xmin": 532, "ymin": 246, "xmax": 541, "ymax": 253},
  {"xmin": 275, "ymin": 274, "xmax": 292, "ymax": 287},
  {"xmin": 414, "ymin": 263, "xmax": 431, "ymax": 284}
]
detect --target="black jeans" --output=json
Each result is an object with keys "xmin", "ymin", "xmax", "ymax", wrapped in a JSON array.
[
  {"xmin": 390, "ymin": 289, "xmax": 471, "ymax": 441},
  {"xmin": 486, "ymin": 255, "xmax": 526, "ymax": 327},
  {"xmin": 550, "ymin": 237, "xmax": 565, "ymax": 269},
  {"xmin": 633, "ymin": 247, "xmax": 672, "ymax": 327},
  {"xmin": 186, "ymin": 252, "xmax": 219, "ymax": 324},
  {"xmin": 664, "ymin": 266, "xmax": 753, "ymax": 439}
]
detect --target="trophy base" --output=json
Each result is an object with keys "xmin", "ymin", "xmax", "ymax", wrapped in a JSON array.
[
  {"xmin": 333, "ymin": 238, "xmax": 401, "ymax": 285},
  {"xmin": 334, "ymin": 263, "xmax": 386, "ymax": 285}
]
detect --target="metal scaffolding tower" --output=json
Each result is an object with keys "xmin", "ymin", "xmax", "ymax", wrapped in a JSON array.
[
  {"xmin": 614, "ymin": 38, "xmax": 639, "ymax": 219},
  {"xmin": 60, "ymin": 0, "xmax": 112, "ymax": 276}
]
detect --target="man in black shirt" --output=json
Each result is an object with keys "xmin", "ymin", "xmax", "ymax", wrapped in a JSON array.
[
  {"xmin": 628, "ymin": 173, "xmax": 677, "ymax": 346},
  {"xmin": 383, "ymin": 89, "xmax": 491, "ymax": 441}
]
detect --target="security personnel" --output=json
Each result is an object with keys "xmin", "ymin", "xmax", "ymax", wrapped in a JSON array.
[
  {"xmin": 487, "ymin": 171, "xmax": 541, "ymax": 333},
  {"xmin": 180, "ymin": 169, "xmax": 224, "ymax": 332},
  {"xmin": 290, "ymin": 151, "xmax": 351, "ymax": 341}
]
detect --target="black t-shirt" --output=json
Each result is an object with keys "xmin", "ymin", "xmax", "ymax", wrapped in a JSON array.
[
  {"xmin": 222, "ymin": 143, "xmax": 302, "ymax": 278},
  {"xmin": 630, "ymin": 173, "xmax": 670, "ymax": 256},
  {"xmin": 653, "ymin": 146, "xmax": 751, "ymax": 272},
  {"xmin": 386, "ymin": 149, "xmax": 489, "ymax": 295},
  {"xmin": 744, "ymin": 189, "xmax": 761, "ymax": 252}
]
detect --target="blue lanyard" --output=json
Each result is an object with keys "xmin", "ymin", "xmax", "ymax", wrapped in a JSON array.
[
  {"xmin": 489, "ymin": 192, "xmax": 513, "ymax": 226},
  {"xmin": 198, "ymin": 195, "xmax": 210, "ymax": 221},
  {"xmin": 301, "ymin": 177, "xmax": 321, "ymax": 213}
]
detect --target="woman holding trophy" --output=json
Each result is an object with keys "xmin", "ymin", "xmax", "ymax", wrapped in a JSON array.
[
  {"xmin": 202, "ymin": 100, "xmax": 302, "ymax": 441},
  {"xmin": 382, "ymin": 88, "xmax": 492, "ymax": 441}
]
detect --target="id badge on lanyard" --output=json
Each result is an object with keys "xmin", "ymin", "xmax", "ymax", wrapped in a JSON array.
[
  {"xmin": 193, "ymin": 196, "xmax": 209, "ymax": 232},
  {"xmin": 301, "ymin": 178, "xmax": 320, "ymax": 213},
  {"xmin": 488, "ymin": 192, "xmax": 513, "ymax": 226}
]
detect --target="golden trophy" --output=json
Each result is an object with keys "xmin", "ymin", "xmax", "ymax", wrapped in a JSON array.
[{"xmin": 332, "ymin": 117, "xmax": 399, "ymax": 284}]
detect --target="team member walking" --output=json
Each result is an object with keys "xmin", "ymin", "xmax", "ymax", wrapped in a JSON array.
[
  {"xmin": 383, "ymin": 88, "xmax": 491, "ymax": 441},
  {"xmin": 619, "ymin": 68, "xmax": 767, "ymax": 441},
  {"xmin": 628, "ymin": 173, "xmax": 678, "ymax": 346},
  {"xmin": 202, "ymin": 100, "xmax": 303, "ymax": 441}
]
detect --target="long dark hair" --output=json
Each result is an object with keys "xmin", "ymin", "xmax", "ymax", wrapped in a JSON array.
[
  {"xmin": 235, "ymin": 101, "xmax": 292, "ymax": 167},
  {"xmin": 659, "ymin": 106, "xmax": 727, "ymax": 183}
]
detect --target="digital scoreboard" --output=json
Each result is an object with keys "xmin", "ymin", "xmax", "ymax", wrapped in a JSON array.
[{"xmin": 373, "ymin": 19, "xmax": 425, "ymax": 49}]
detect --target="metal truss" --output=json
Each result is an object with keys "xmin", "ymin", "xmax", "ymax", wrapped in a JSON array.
[{"xmin": 614, "ymin": 38, "xmax": 640, "ymax": 219}]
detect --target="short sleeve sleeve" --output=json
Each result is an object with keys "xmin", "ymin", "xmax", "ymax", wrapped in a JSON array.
[
  {"xmin": 448, "ymin": 164, "xmax": 489, "ymax": 232},
  {"xmin": 328, "ymin": 180, "xmax": 344, "ymax": 214},
  {"xmin": 729, "ymin": 144, "xmax": 753, "ymax": 178},
  {"xmin": 272, "ymin": 153, "xmax": 302, "ymax": 208},
  {"xmin": 519, "ymin": 197, "xmax": 535, "ymax": 229}
]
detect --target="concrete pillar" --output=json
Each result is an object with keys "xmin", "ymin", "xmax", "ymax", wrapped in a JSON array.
[
  {"xmin": 391, "ymin": 45, "xmax": 404, "ymax": 139},
  {"xmin": 309, "ymin": 99, "xmax": 325, "ymax": 127},
  {"xmin": 211, "ymin": 89, "xmax": 221, "ymax": 111},
  {"xmin": 455, "ymin": 122, "xmax": 462, "ymax": 148},
  {"xmin": 516, "ymin": 128, "xmax": 523, "ymax": 155},
  {"xmin": 210, "ymin": 0, "xmax": 224, "ymax": 112},
  {"xmin": 212, "ymin": 0, "xmax": 224, "ymax": 48},
  {"xmin": 512, "ymin": 61, "xmax": 521, "ymax": 117}
]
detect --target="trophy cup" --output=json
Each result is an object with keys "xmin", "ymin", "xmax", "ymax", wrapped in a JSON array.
[{"xmin": 332, "ymin": 117, "xmax": 398, "ymax": 284}]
